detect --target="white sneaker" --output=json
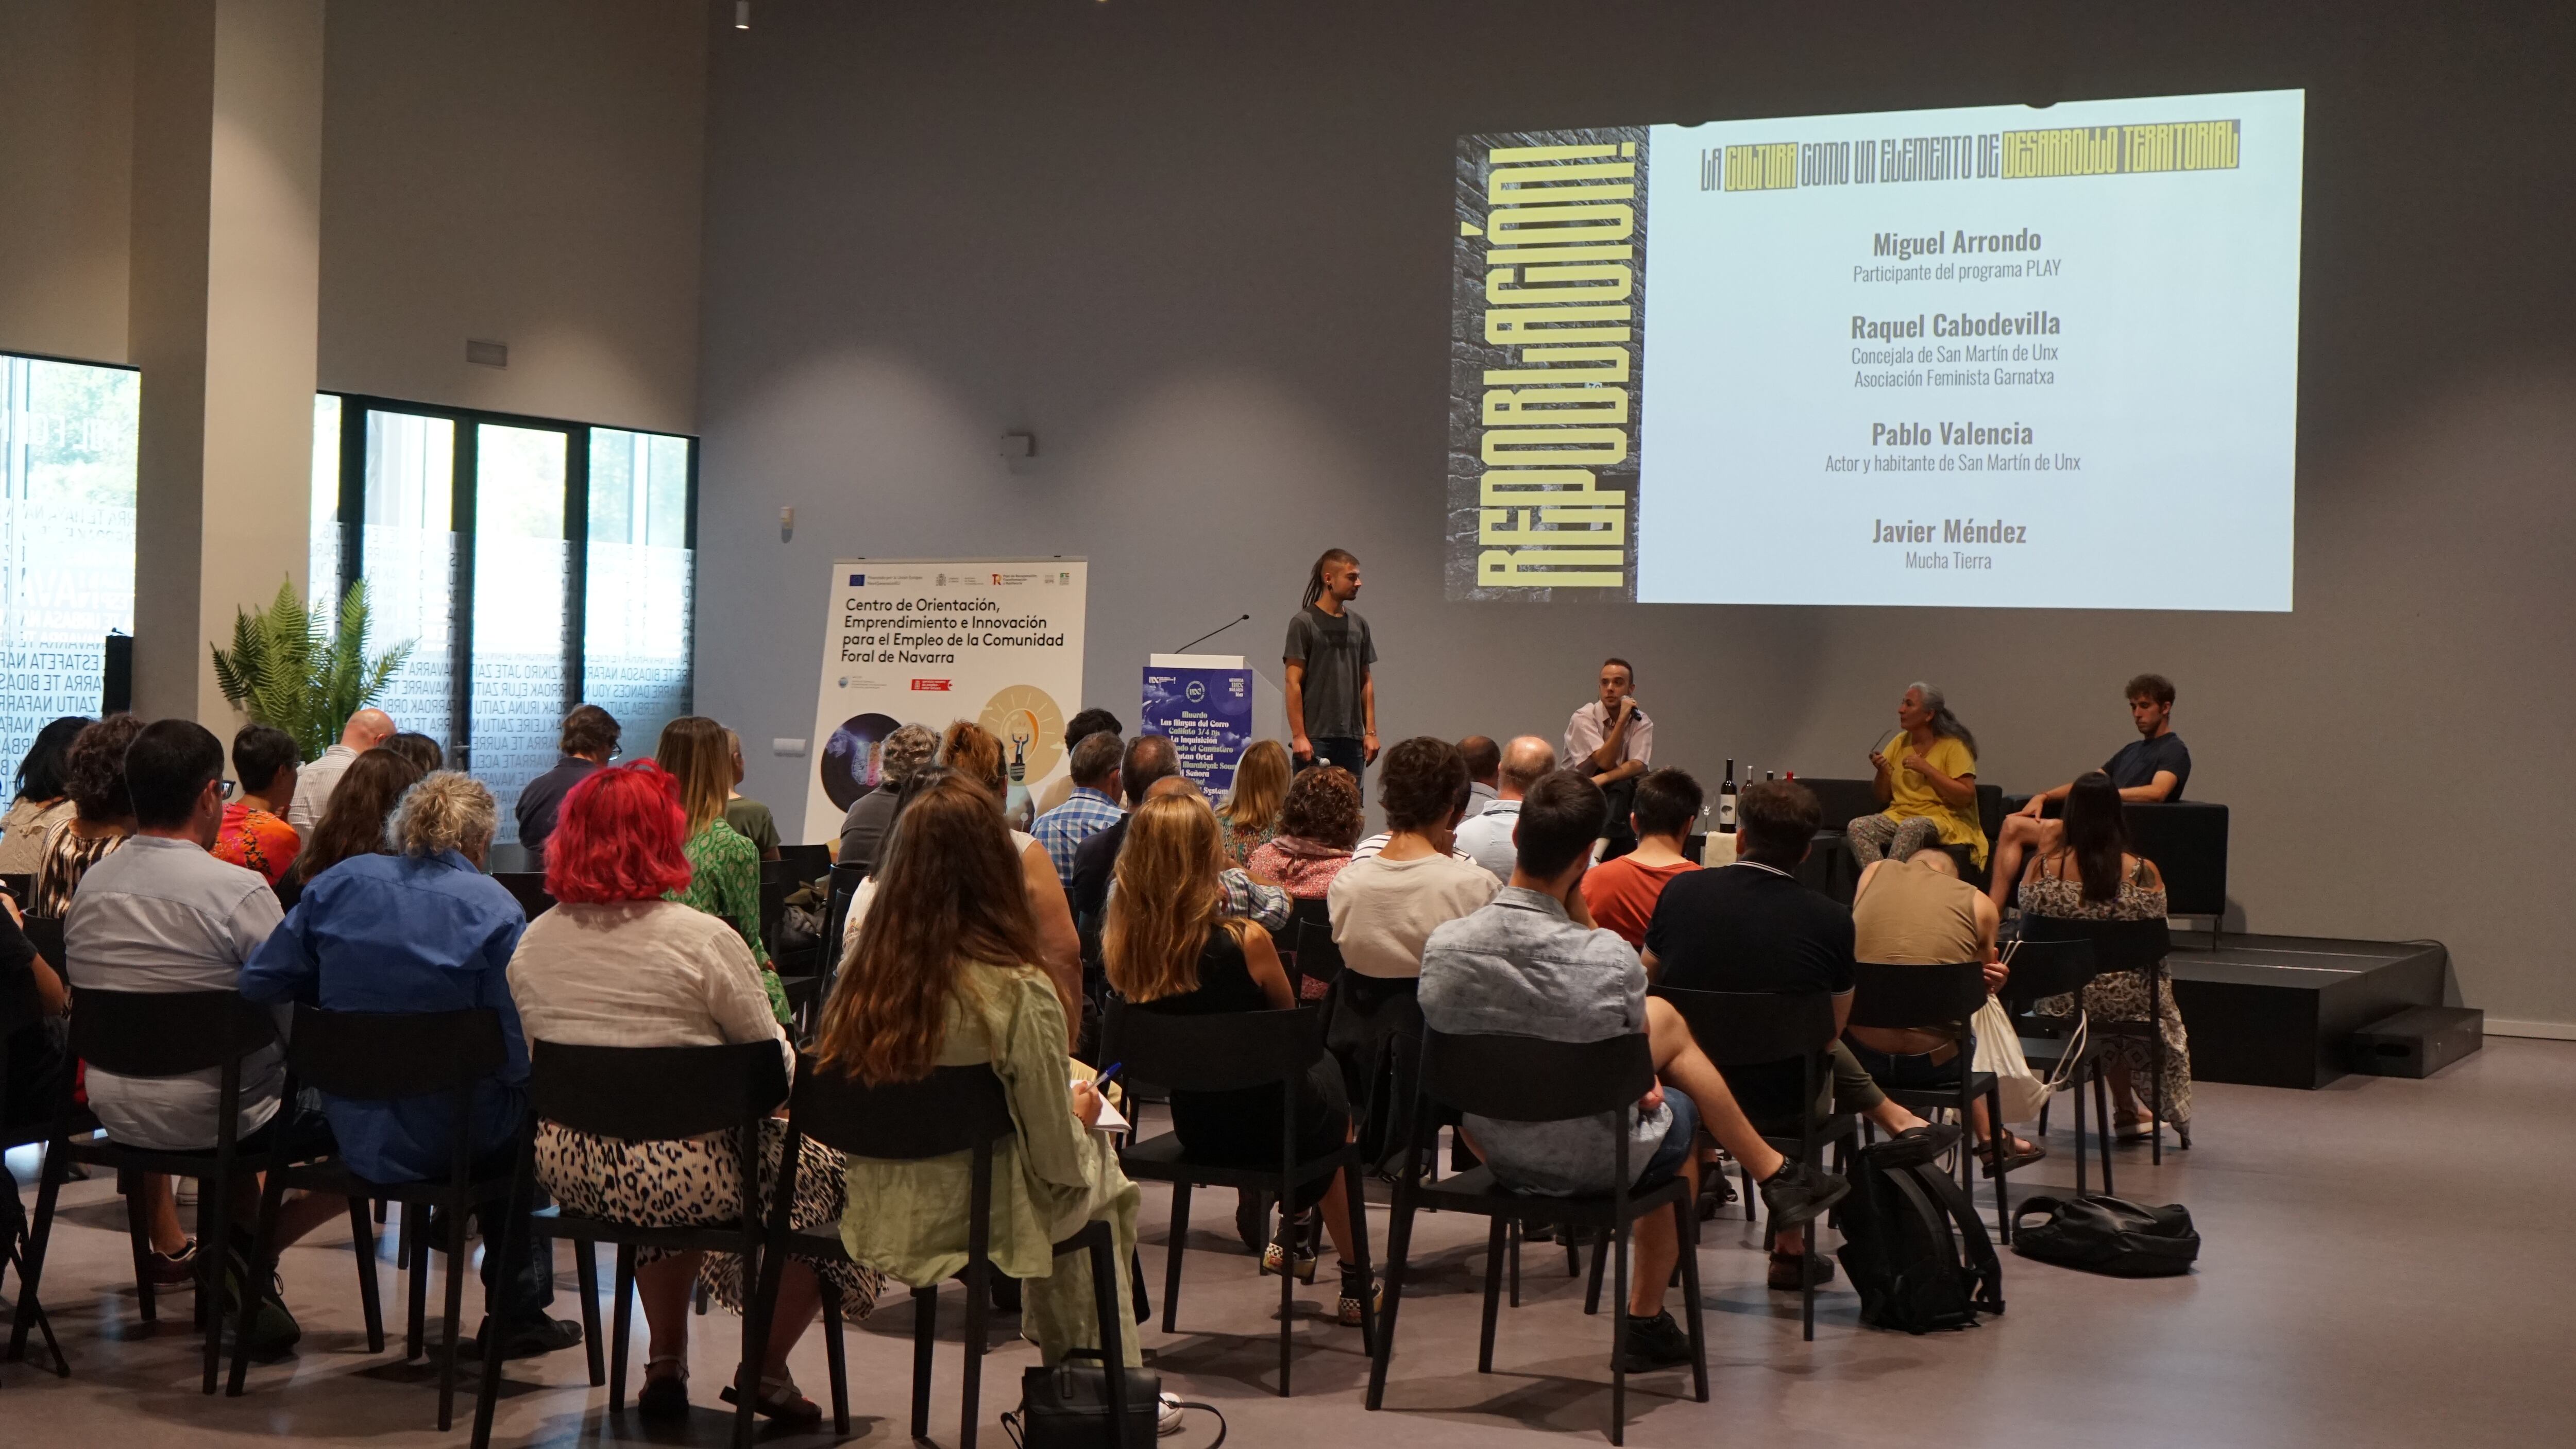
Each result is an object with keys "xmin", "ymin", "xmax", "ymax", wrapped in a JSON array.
[{"xmin": 1157, "ymin": 1392, "xmax": 1184, "ymax": 1436}]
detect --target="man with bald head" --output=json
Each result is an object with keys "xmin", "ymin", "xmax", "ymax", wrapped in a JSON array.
[
  {"xmin": 286, "ymin": 707, "xmax": 396, "ymax": 833},
  {"xmin": 1453, "ymin": 735, "xmax": 1557, "ymax": 882}
]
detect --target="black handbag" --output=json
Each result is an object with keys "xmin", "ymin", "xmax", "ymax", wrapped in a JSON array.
[
  {"xmin": 2010, "ymin": 1194, "xmax": 2200, "ymax": 1277},
  {"xmin": 1001, "ymin": 1350, "xmax": 1225, "ymax": 1449}
]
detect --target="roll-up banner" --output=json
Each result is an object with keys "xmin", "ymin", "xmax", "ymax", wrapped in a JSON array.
[{"xmin": 803, "ymin": 558, "xmax": 1087, "ymax": 842}]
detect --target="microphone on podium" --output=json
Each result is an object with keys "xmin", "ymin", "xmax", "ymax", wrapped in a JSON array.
[{"xmin": 1170, "ymin": 613, "xmax": 1252, "ymax": 653}]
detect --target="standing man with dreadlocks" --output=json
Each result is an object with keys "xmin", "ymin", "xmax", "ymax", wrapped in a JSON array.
[{"xmin": 1283, "ymin": 548, "xmax": 1378, "ymax": 789}]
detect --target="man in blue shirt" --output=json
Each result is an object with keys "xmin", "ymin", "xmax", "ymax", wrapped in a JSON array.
[
  {"xmin": 242, "ymin": 771, "xmax": 580, "ymax": 1361},
  {"xmin": 1988, "ymin": 673, "xmax": 2194, "ymax": 907},
  {"xmin": 1030, "ymin": 731, "xmax": 1125, "ymax": 885}
]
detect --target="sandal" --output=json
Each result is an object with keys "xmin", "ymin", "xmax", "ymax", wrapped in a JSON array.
[
  {"xmin": 1766, "ymin": 1251, "xmax": 1836, "ymax": 1291},
  {"xmin": 1979, "ymin": 1137, "xmax": 2048, "ymax": 1178},
  {"xmin": 637, "ymin": 1356, "xmax": 689, "ymax": 1420},
  {"xmin": 720, "ymin": 1372, "xmax": 824, "ymax": 1426},
  {"xmin": 2115, "ymin": 1113, "xmax": 2158, "ymax": 1143}
]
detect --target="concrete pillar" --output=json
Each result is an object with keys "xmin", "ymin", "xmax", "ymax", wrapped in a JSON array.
[{"xmin": 128, "ymin": 0, "xmax": 324, "ymax": 724}]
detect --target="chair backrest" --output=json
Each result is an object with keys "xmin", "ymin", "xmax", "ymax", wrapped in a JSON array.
[
  {"xmin": 70, "ymin": 988, "xmax": 277, "ymax": 1078},
  {"xmin": 1798, "ymin": 778, "xmax": 1884, "ymax": 833},
  {"xmin": 1284, "ymin": 897, "xmax": 1342, "ymax": 985},
  {"xmin": 494, "ymin": 871, "xmax": 555, "ymax": 920},
  {"xmin": 1652, "ymin": 985, "xmax": 1836, "ymax": 1068},
  {"xmin": 1100, "ymin": 999, "xmax": 1324, "ymax": 1094},
  {"xmin": 20, "ymin": 913, "xmax": 64, "ymax": 970},
  {"xmin": 822, "ymin": 861, "xmax": 867, "ymax": 957},
  {"xmin": 527, "ymin": 1038, "xmax": 788, "ymax": 1143},
  {"xmin": 1998, "ymin": 937, "xmax": 2098, "ymax": 1007},
  {"xmin": 1416, "ymin": 1027, "xmax": 1653, "ymax": 1123},
  {"xmin": 788, "ymin": 1053, "xmax": 1015, "ymax": 1161},
  {"xmin": 286, "ymin": 1004, "xmax": 506, "ymax": 1100},
  {"xmin": 2122, "ymin": 803, "xmax": 2228, "ymax": 916},
  {"xmin": 1845, "ymin": 961, "xmax": 1989, "ymax": 1031},
  {"xmin": 776, "ymin": 842, "xmax": 831, "ymax": 882},
  {"xmin": 2018, "ymin": 913, "xmax": 2170, "ymax": 975},
  {"xmin": 2, "ymin": 871, "xmax": 31, "ymax": 906}
]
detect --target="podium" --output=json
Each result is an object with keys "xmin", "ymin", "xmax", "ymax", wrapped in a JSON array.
[{"xmin": 1142, "ymin": 653, "xmax": 1286, "ymax": 794}]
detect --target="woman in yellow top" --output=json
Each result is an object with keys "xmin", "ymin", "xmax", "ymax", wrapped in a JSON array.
[
  {"xmin": 816, "ymin": 772, "xmax": 1141, "ymax": 1371},
  {"xmin": 1850, "ymin": 681, "xmax": 1987, "ymax": 871}
]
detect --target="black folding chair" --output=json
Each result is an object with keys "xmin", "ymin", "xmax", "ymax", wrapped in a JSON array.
[
  {"xmin": 2, "ymin": 961, "xmax": 81, "ymax": 1376},
  {"xmin": 470, "ymin": 1039, "xmax": 789, "ymax": 1449},
  {"xmin": 492, "ymin": 871, "xmax": 556, "ymax": 922},
  {"xmin": 820, "ymin": 862, "xmax": 867, "ymax": 977},
  {"xmin": 2019, "ymin": 915, "xmax": 2181, "ymax": 1157},
  {"xmin": 0, "ymin": 873, "xmax": 30, "ymax": 906},
  {"xmin": 1651, "ymin": 985, "xmax": 1849, "ymax": 1341},
  {"xmin": 1365, "ymin": 1027, "xmax": 1704, "ymax": 1445},
  {"xmin": 1102, "ymin": 998, "xmax": 1369, "ymax": 1397},
  {"xmin": 1281, "ymin": 898, "xmax": 1343, "ymax": 1003},
  {"xmin": 231, "ymin": 1005, "xmax": 602, "ymax": 1425},
  {"xmin": 775, "ymin": 843, "xmax": 830, "ymax": 882},
  {"xmin": 1846, "ymin": 962, "xmax": 2012, "ymax": 1239},
  {"xmin": 746, "ymin": 1053, "xmax": 1143, "ymax": 1448},
  {"xmin": 1997, "ymin": 938, "xmax": 2115, "ymax": 1195},
  {"xmin": 63, "ymin": 989, "xmax": 321, "ymax": 1394}
]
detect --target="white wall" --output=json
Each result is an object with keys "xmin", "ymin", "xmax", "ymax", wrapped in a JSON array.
[
  {"xmin": 0, "ymin": 0, "xmax": 134, "ymax": 364},
  {"xmin": 692, "ymin": 0, "xmax": 2576, "ymax": 1027},
  {"xmin": 316, "ymin": 0, "xmax": 708, "ymax": 433}
]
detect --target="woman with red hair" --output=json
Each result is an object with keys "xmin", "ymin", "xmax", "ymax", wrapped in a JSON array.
[{"xmin": 506, "ymin": 763, "xmax": 882, "ymax": 1425}]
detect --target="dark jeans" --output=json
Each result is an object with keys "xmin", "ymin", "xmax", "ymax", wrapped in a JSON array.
[
  {"xmin": 1843, "ymin": 1030, "xmax": 1976, "ymax": 1093},
  {"xmin": 1636, "ymin": 1087, "xmax": 1700, "ymax": 1192},
  {"xmin": 469, "ymin": 1151, "xmax": 558, "ymax": 1325},
  {"xmin": 1299, "ymin": 736, "xmax": 1367, "ymax": 790}
]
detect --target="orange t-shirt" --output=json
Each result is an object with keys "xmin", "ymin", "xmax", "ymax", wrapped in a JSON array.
[
  {"xmin": 1580, "ymin": 856, "xmax": 1702, "ymax": 949},
  {"xmin": 215, "ymin": 802, "xmax": 301, "ymax": 887}
]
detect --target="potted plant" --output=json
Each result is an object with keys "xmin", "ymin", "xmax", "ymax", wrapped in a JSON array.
[{"xmin": 210, "ymin": 578, "xmax": 415, "ymax": 762}]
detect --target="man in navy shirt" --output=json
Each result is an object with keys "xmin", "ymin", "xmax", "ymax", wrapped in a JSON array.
[{"xmin": 1987, "ymin": 674, "xmax": 2193, "ymax": 907}]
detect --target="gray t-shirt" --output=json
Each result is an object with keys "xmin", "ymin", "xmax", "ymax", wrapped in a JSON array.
[{"xmin": 1283, "ymin": 603, "xmax": 1376, "ymax": 739}]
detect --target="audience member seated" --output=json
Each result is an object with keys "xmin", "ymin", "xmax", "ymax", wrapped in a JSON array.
[
  {"xmin": 65, "ymin": 719, "xmax": 349, "ymax": 1353},
  {"xmin": 1849, "ymin": 850, "xmax": 2041, "ymax": 1174},
  {"xmin": 2019, "ymin": 772, "xmax": 2191, "ymax": 1145},
  {"xmin": 656, "ymin": 717, "xmax": 787, "ymax": 1025},
  {"xmin": 1069, "ymin": 734, "xmax": 1180, "ymax": 927},
  {"xmin": 1420, "ymin": 772, "xmax": 1850, "ymax": 1368},
  {"xmin": 293, "ymin": 747, "xmax": 426, "ymax": 887},
  {"xmin": 1849, "ymin": 681, "xmax": 1986, "ymax": 873},
  {"xmin": 1453, "ymin": 735, "xmax": 1556, "ymax": 882},
  {"xmin": 0, "ymin": 891, "xmax": 71, "ymax": 1129},
  {"xmin": 941, "ymin": 722, "xmax": 1088, "ymax": 1024},
  {"xmin": 1580, "ymin": 767, "xmax": 1703, "ymax": 948},
  {"xmin": 1643, "ymin": 779, "xmax": 1962, "ymax": 1287},
  {"xmin": 507, "ymin": 762, "xmax": 880, "ymax": 1425},
  {"xmin": 213, "ymin": 723, "xmax": 302, "ymax": 887},
  {"xmin": 1216, "ymin": 739, "xmax": 1292, "ymax": 867},
  {"xmin": 1987, "ymin": 673, "xmax": 2193, "ymax": 908},
  {"xmin": 819, "ymin": 772, "xmax": 1139, "ymax": 1372},
  {"xmin": 1458, "ymin": 735, "xmax": 1500, "ymax": 818},
  {"xmin": 1031, "ymin": 707, "xmax": 1124, "ymax": 820},
  {"xmin": 722, "ymin": 728, "xmax": 783, "ymax": 861},
  {"xmin": 1245, "ymin": 765, "xmax": 1364, "ymax": 900},
  {"xmin": 1107, "ymin": 793, "xmax": 1373, "ymax": 1327},
  {"xmin": 241, "ymin": 770, "xmax": 581, "ymax": 1359},
  {"xmin": 286, "ymin": 707, "xmax": 395, "ymax": 833},
  {"xmin": 835, "ymin": 722, "xmax": 937, "ymax": 875},
  {"xmin": 384, "ymin": 731, "xmax": 444, "ymax": 775},
  {"xmin": 0, "ymin": 714, "xmax": 89, "ymax": 874},
  {"xmin": 1328, "ymin": 738, "xmax": 1500, "ymax": 982},
  {"xmin": 515, "ymin": 704, "xmax": 620, "ymax": 868},
  {"xmin": 1031, "ymin": 729, "xmax": 1124, "ymax": 887},
  {"xmin": 30, "ymin": 712, "xmax": 145, "ymax": 915}
]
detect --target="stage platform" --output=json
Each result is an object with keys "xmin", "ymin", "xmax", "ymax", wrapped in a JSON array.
[{"xmin": 2167, "ymin": 932, "xmax": 2451, "ymax": 1089}]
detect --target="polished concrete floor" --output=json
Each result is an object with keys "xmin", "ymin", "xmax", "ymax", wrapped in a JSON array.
[{"xmin": 5, "ymin": 1038, "xmax": 2572, "ymax": 1447}]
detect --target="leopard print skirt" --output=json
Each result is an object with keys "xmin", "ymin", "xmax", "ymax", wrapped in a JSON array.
[{"xmin": 535, "ymin": 1119, "xmax": 884, "ymax": 1315}]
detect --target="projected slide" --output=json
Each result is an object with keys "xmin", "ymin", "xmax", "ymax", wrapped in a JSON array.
[{"xmin": 1446, "ymin": 90, "xmax": 2304, "ymax": 610}]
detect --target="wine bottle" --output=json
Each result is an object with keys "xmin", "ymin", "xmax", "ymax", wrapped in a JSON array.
[{"xmin": 1718, "ymin": 759, "xmax": 1738, "ymax": 833}]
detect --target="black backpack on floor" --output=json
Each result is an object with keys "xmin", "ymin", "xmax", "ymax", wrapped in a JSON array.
[
  {"xmin": 2010, "ymin": 1195, "xmax": 2200, "ymax": 1277},
  {"xmin": 1833, "ymin": 1142, "xmax": 2006, "ymax": 1333}
]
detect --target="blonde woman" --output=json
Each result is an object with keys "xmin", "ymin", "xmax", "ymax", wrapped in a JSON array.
[
  {"xmin": 656, "ymin": 716, "xmax": 788, "ymax": 1024},
  {"xmin": 1216, "ymin": 739, "xmax": 1291, "ymax": 868},
  {"xmin": 1103, "ymin": 793, "xmax": 1373, "ymax": 1328}
]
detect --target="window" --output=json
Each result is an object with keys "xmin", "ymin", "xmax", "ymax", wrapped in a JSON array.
[
  {"xmin": 0, "ymin": 351, "xmax": 139, "ymax": 774},
  {"xmin": 315, "ymin": 396, "xmax": 696, "ymax": 843}
]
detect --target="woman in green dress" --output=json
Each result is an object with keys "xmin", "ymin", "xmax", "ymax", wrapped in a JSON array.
[
  {"xmin": 814, "ymin": 770, "xmax": 1141, "ymax": 1369},
  {"xmin": 657, "ymin": 715, "xmax": 790, "ymax": 1024}
]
